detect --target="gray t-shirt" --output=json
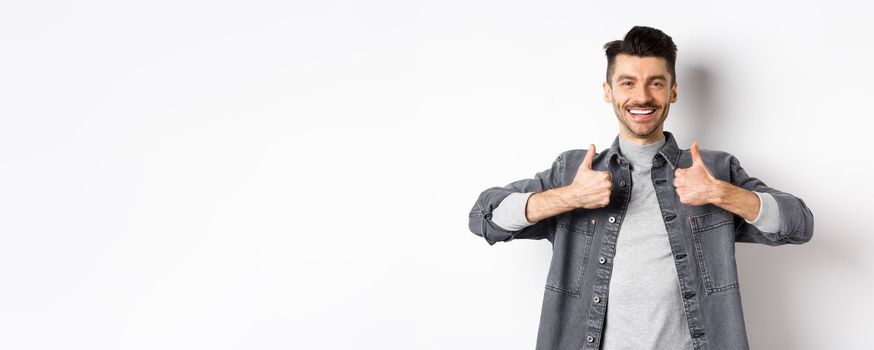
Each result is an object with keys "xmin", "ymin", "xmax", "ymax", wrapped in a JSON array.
[{"xmin": 599, "ymin": 135, "xmax": 692, "ymax": 349}]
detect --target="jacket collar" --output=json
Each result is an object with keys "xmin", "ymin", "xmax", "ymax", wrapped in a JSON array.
[{"xmin": 603, "ymin": 130, "xmax": 681, "ymax": 169}]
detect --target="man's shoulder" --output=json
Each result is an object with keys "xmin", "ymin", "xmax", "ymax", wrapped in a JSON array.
[
  {"xmin": 681, "ymin": 146, "xmax": 740, "ymax": 170},
  {"xmin": 558, "ymin": 148, "xmax": 587, "ymax": 159},
  {"xmin": 555, "ymin": 147, "xmax": 610, "ymax": 170},
  {"xmin": 697, "ymin": 148, "xmax": 736, "ymax": 160}
]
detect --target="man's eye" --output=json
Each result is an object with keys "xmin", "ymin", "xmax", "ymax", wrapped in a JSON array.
[
  {"xmin": 651, "ymin": 82, "xmax": 664, "ymax": 87},
  {"xmin": 622, "ymin": 82, "xmax": 632, "ymax": 86}
]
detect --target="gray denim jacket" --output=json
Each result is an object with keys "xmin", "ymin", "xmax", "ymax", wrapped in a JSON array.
[{"xmin": 467, "ymin": 131, "xmax": 814, "ymax": 350}]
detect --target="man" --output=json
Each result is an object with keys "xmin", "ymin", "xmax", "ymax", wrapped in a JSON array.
[{"xmin": 467, "ymin": 26, "xmax": 814, "ymax": 350}]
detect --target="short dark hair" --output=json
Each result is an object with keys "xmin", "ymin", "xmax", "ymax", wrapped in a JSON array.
[{"xmin": 603, "ymin": 26, "xmax": 678, "ymax": 86}]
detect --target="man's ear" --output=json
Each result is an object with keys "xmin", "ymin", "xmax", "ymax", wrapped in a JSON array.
[
  {"xmin": 670, "ymin": 80, "xmax": 678, "ymax": 103},
  {"xmin": 602, "ymin": 82, "xmax": 612, "ymax": 103}
]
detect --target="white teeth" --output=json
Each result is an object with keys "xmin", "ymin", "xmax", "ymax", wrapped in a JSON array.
[{"xmin": 629, "ymin": 109, "xmax": 655, "ymax": 115}]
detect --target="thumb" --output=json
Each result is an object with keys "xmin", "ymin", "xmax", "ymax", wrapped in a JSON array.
[
  {"xmin": 690, "ymin": 141, "xmax": 703, "ymax": 166},
  {"xmin": 581, "ymin": 144, "xmax": 596, "ymax": 170}
]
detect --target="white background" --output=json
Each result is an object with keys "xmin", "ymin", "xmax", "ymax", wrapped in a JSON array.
[{"xmin": 1, "ymin": 1, "xmax": 872, "ymax": 349}]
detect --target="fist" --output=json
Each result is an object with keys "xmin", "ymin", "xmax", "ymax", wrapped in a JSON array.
[
  {"xmin": 565, "ymin": 144, "xmax": 613, "ymax": 209},
  {"xmin": 674, "ymin": 141, "xmax": 721, "ymax": 206}
]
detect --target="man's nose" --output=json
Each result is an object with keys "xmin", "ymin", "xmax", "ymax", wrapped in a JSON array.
[{"xmin": 631, "ymin": 85, "xmax": 653, "ymax": 103}]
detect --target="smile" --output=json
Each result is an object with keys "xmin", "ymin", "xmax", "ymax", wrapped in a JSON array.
[{"xmin": 626, "ymin": 108, "xmax": 657, "ymax": 121}]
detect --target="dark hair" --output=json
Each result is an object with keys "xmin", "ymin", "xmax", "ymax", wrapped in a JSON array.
[{"xmin": 603, "ymin": 26, "xmax": 678, "ymax": 86}]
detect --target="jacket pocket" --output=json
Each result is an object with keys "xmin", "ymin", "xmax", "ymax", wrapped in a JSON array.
[
  {"xmin": 690, "ymin": 209, "xmax": 739, "ymax": 294},
  {"xmin": 545, "ymin": 216, "xmax": 595, "ymax": 298}
]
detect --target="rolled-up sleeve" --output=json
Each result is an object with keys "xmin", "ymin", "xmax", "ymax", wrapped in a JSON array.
[
  {"xmin": 468, "ymin": 152, "xmax": 566, "ymax": 245},
  {"xmin": 729, "ymin": 155, "xmax": 814, "ymax": 245},
  {"xmin": 491, "ymin": 192, "xmax": 537, "ymax": 231},
  {"xmin": 745, "ymin": 191, "xmax": 781, "ymax": 233}
]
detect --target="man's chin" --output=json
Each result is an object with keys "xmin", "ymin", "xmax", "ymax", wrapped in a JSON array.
[
  {"xmin": 627, "ymin": 125, "xmax": 662, "ymax": 138},
  {"xmin": 625, "ymin": 118, "xmax": 665, "ymax": 136},
  {"xmin": 624, "ymin": 122, "xmax": 655, "ymax": 134}
]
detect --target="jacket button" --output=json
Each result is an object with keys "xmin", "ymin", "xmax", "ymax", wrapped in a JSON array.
[
  {"xmin": 608, "ymin": 216, "xmax": 616, "ymax": 223},
  {"xmin": 599, "ymin": 257, "xmax": 607, "ymax": 264},
  {"xmin": 593, "ymin": 296, "xmax": 600, "ymax": 303},
  {"xmin": 620, "ymin": 180, "xmax": 626, "ymax": 187},
  {"xmin": 586, "ymin": 335, "xmax": 595, "ymax": 343}
]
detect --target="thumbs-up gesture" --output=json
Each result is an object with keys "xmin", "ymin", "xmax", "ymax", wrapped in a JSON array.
[
  {"xmin": 674, "ymin": 141, "xmax": 722, "ymax": 206},
  {"xmin": 565, "ymin": 144, "xmax": 613, "ymax": 209}
]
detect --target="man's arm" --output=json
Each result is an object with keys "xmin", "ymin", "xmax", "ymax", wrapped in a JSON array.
[
  {"xmin": 490, "ymin": 187, "xmax": 581, "ymax": 232},
  {"xmin": 711, "ymin": 183, "xmax": 782, "ymax": 234},
  {"xmin": 674, "ymin": 141, "xmax": 813, "ymax": 245},
  {"xmin": 468, "ymin": 153, "xmax": 566, "ymax": 245},
  {"xmin": 710, "ymin": 181, "xmax": 762, "ymax": 222},
  {"xmin": 526, "ymin": 187, "xmax": 579, "ymax": 224},
  {"xmin": 470, "ymin": 144, "xmax": 613, "ymax": 245},
  {"xmin": 725, "ymin": 155, "xmax": 814, "ymax": 245}
]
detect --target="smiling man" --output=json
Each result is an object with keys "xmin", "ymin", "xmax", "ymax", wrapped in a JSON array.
[{"xmin": 467, "ymin": 26, "xmax": 814, "ymax": 350}]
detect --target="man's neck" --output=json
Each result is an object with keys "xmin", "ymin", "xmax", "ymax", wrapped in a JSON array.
[{"xmin": 618, "ymin": 133, "xmax": 666, "ymax": 168}]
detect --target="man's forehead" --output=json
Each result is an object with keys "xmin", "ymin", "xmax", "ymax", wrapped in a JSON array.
[{"xmin": 612, "ymin": 54, "xmax": 671, "ymax": 80}]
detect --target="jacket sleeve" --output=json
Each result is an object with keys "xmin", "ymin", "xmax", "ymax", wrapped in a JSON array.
[
  {"xmin": 728, "ymin": 155, "xmax": 814, "ymax": 245},
  {"xmin": 467, "ymin": 151, "xmax": 566, "ymax": 245}
]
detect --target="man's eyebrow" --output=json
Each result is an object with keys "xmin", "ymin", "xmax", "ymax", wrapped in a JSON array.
[{"xmin": 616, "ymin": 74, "xmax": 669, "ymax": 81}]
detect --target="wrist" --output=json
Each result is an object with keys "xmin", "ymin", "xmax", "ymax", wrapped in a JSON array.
[
  {"xmin": 526, "ymin": 186, "xmax": 575, "ymax": 223},
  {"xmin": 711, "ymin": 180, "xmax": 732, "ymax": 206},
  {"xmin": 555, "ymin": 185, "xmax": 576, "ymax": 209}
]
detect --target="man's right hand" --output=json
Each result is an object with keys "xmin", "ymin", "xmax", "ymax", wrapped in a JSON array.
[
  {"xmin": 563, "ymin": 144, "xmax": 613, "ymax": 209},
  {"xmin": 524, "ymin": 144, "xmax": 614, "ymax": 224}
]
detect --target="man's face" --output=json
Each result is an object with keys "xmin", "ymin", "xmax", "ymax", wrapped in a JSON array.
[{"xmin": 602, "ymin": 54, "xmax": 678, "ymax": 143}]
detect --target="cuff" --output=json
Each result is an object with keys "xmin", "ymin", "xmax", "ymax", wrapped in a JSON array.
[
  {"xmin": 490, "ymin": 192, "xmax": 536, "ymax": 231},
  {"xmin": 745, "ymin": 191, "xmax": 782, "ymax": 234}
]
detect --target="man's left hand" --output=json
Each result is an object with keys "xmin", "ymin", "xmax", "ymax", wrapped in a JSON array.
[{"xmin": 673, "ymin": 141, "xmax": 725, "ymax": 206}]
